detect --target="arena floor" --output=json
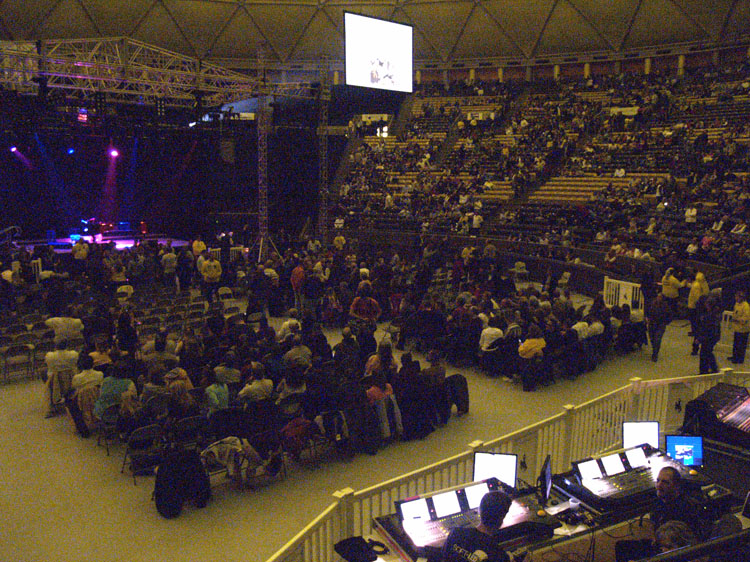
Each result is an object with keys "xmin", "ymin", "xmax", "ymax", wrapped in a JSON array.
[{"xmin": 0, "ymin": 303, "xmax": 743, "ymax": 562}]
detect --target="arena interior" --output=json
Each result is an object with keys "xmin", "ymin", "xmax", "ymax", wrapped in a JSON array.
[{"xmin": 1, "ymin": 2, "xmax": 750, "ymax": 562}]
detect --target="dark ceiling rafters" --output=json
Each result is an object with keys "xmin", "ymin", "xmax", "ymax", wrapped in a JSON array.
[
  {"xmin": 530, "ymin": 0, "xmax": 561, "ymax": 59},
  {"xmin": 562, "ymin": 0, "xmax": 617, "ymax": 52},
  {"xmin": 619, "ymin": 0, "xmax": 644, "ymax": 51},
  {"xmin": 159, "ymin": 0, "xmax": 199, "ymax": 58},
  {"xmin": 0, "ymin": 0, "xmax": 748, "ymax": 66}
]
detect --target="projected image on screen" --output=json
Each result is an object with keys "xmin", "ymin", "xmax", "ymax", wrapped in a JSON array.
[
  {"xmin": 344, "ymin": 12, "xmax": 413, "ymax": 93},
  {"xmin": 432, "ymin": 491, "xmax": 462, "ymax": 518}
]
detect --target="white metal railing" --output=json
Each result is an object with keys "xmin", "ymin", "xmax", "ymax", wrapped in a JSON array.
[
  {"xmin": 265, "ymin": 500, "xmax": 346, "ymax": 562},
  {"xmin": 265, "ymin": 369, "xmax": 749, "ymax": 562},
  {"xmin": 603, "ymin": 276, "xmax": 644, "ymax": 312}
]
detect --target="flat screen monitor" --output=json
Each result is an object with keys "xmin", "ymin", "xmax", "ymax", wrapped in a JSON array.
[
  {"xmin": 344, "ymin": 12, "xmax": 413, "ymax": 93},
  {"xmin": 397, "ymin": 497, "xmax": 430, "ymax": 522},
  {"xmin": 574, "ymin": 459, "xmax": 603, "ymax": 481},
  {"xmin": 464, "ymin": 482, "xmax": 490, "ymax": 510},
  {"xmin": 601, "ymin": 453, "xmax": 626, "ymax": 476},
  {"xmin": 625, "ymin": 446, "xmax": 649, "ymax": 469},
  {"xmin": 473, "ymin": 452, "xmax": 518, "ymax": 489},
  {"xmin": 431, "ymin": 490, "xmax": 462, "ymax": 519},
  {"xmin": 623, "ymin": 421, "xmax": 660, "ymax": 449},
  {"xmin": 665, "ymin": 435, "xmax": 704, "ymax": 467},
  {"xmin": 538, "ymin": 454, "xmax": 553, "ymax": 506}
]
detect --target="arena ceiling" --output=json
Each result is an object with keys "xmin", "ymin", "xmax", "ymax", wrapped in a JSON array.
[{"xmin": 0, "ymin": 0, "xmax": 749, "ymax": 67}]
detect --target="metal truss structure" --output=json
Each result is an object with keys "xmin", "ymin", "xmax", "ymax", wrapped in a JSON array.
[{"xmin": 0, "ymin": 37, "xmax": 314, "ymax": 108}]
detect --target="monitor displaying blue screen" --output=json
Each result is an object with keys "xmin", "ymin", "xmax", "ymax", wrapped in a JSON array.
[{"xmin": 665, "ymin": 435, "xmax": 703, "ymax": 467}]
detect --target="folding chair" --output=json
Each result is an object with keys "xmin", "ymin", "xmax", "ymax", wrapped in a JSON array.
[
  {"xmin": 96, "ymin": 404, "xmax": 121, "ymax": 455},
  {"xmin": 2, "ymin": 343, "xmax": 34, "ymax": 383},
  {"xmin": 168, "ymin": 415, "xmax": 209, "ymax": 450},
  {"xmin": 121, "ymin": 423, "xmax": 164, "ymax": 484}
]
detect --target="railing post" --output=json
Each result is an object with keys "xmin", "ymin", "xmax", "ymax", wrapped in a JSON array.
[
  {"xmin": 628, "ymin": 377, "xmax": 643, "ymax": 419},
  {"xmin": 561, "ymin": 404, "xmax": 575, "ymax": 470},
  {"xmin": 469, "ymin": 440, "xmax": 485, "ymax": 451},
  {"xmin": 719, "ymin": 367, "xmax": 734, "ymax": 385},
  {"xmin": 333, "ymin": 487, "xmax": 355, "ymax": 539}
]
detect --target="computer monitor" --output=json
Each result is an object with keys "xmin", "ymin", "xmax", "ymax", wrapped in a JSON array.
[
  {"xmin": 573, "ymin": 458, "xmax": 603, "ymax": 481},
  {"xmin": 601, "ymin": 453, "xmax": 626, "ymax": 476},
  {"xmin": 464, "ymin": 482, "xmax": 490, "ymax": 510},
  {"xmin": 431, "ymin": 490, "xmax": 462, "ymax": 519},
  {"xmin": 623, "ymin": 421, "xmax": 660, "ymax": 449},
  {"xmin": 625, "ymin": 446, "xmax": 649, "ymax": 469},
  {"xmin": 665, "ymin": 435, "xmax": 704, "ymax": 467},
  {"xmin": 537, "ymin": 454, "xmax": 553, "ymax": 506},
  {"xmin": 473, "ymin": 452, "xmax": 518, "ymax": 489},
  {"xmin": 397, "ymin": 497, "xmax": 430, "ymax": 522}
]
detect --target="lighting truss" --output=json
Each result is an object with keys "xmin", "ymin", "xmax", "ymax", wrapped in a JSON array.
[{"xmin": 0, "ymin": 37, "xmax": 314, "ymax": 108}]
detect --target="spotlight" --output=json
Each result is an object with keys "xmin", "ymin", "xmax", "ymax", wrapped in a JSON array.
[
  {"xmin": 109, "ymin": 148, "xmax": 119, "ymax": 158},
  {"xmin": 10, "ymin": 146, "xmax": 17, "ymax": 153},
  {"xmin": 67, "ymin": 148, "xmax": 75, "ymax": 155}
]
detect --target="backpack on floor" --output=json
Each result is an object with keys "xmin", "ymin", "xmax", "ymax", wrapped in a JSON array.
[{"xmin": 154, "ymin": 449, "xmax": 211, "ymax": 519}]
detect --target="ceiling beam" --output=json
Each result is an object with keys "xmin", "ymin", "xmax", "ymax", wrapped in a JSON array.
[
  {"xmin": 718, "ymin": 0, "xmax": 741, "ymax": 43},
  {"xmin": 285, "ymin": 7, "xmax": 320, "ymax": 62},
  {"xmin": 158, "ymin": 0, "xmax": 199, "ymax": 59},
  {"xmin": 619, "ymin": 0, "xmax": 643, "ymax": 51},
  {"xmin": 665, "ymin": 0, "xmax": 712, "ymax": 41},
  {"xmin": 447, "ymin": 2, "xmax": 477, "ymax": 61},
  {"xmin": 30, "ymin": 0, "xmax": 65, "ymax": 38},
  {"xmin": 563, "ymin": 0, "xmax": 617, "ymax": 51},
  {"xmin": 530, "ymin": 0, "xmax": 561, "ymax": 59},
  {"xmin": 476, "ymin": 1, "xmax": 529, "ymax": 59},
  {"xmin": 74, "ymin": 0, "xmax": 103, "ymax": 37}
]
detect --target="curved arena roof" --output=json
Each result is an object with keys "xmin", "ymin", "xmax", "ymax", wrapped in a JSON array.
[{"xmin": 1, "ymin": 1, "xmax": 749, "ymax": 68}]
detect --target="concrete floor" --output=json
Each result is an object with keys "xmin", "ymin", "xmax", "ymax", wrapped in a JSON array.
[{"xmin": 0, "ymin": 311, "xmax": 741, "ymax": 562}]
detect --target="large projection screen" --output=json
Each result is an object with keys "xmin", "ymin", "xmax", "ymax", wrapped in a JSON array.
[{"xmin": 344, "ymin": 12, "xmax": 413, "ymax": 93}]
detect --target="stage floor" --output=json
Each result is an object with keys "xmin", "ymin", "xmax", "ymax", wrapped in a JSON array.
[{"xmin": 17, "ymin": 235, "xmax": 190, "ymax": 253}]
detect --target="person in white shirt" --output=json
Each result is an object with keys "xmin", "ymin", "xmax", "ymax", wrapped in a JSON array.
[
  {"xmin": 277, "ymin": 309, "xmax": 301, "ymax": 343},
  {"xmin": 45, "ymin": 313, "xmax": 84, "ymax": 344},
  {"xmin": 237, "ymin": 362, "xmax": 274, "ymax": 403},
  {"xmin": 71, "ymin": 354, "xmax": 103, "ymax": 392},
  {"xmin": 44, "ymin": 340, "xmax": 79, "ymax": 418},
  {"xmin": 479, "ymin": 317, "xmax": 504, "ymax": 352}
]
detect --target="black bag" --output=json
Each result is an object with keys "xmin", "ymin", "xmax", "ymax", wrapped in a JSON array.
[
  {"xmin": 446, "ymin": 373, "xmax": 469, "ymax": 415},
  {"xmin": 154, "ymin": 449, "xmax": 211, "ymax": 519},
  {"xmin": 334, "ymin": 537, "xmax": 388, "ymax": 562}
]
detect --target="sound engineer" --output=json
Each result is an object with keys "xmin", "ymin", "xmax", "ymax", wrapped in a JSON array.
[
  {"xmin": 615, "ymin": 467, "xmax": 709, "ymax": 562},
  {"xmin": 442, "ymin": 490, "xmax": 512, "ymax": 562}
]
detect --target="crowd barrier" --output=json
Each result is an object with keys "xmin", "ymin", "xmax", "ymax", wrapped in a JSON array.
[
  {"xmin": 603, "ymin": 276, "xmax": 644, "ymax": 312},
  {"xmin": 265, "ymin": 368, "xmax": 750, "ymax": 562}
]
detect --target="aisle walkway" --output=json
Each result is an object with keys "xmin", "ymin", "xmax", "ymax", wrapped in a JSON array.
[{"xmin": 0, "ymin": 315, "xmax": 726, "ymax": 562}]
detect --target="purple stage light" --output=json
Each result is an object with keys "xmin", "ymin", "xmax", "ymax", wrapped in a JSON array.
[
  {"xmin": 109, "ymin": 148, "xmax": 119, "ymax": 158},
  {"xmin": 67, "ymin": 148, "xmax": 75, "ymax": 155},
  {"xmin": 10, "ymin": 146, "xmax": 17, "ymax": 153}
]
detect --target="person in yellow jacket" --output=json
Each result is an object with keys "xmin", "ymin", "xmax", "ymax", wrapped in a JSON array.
[
  {"xmin": 201, "ymin": 254, "xmax": 222, "ymax": 302},
  {"xmin": 729, "ymin": 291, "xmax": 750, "ymax": 364},
  {"xmin": 687, "ymin": 271, "xmax": 709, "ymax": 355},
  {"xmin": 661, "ymin": 268, "xmax": 685, "ymax": 314}
]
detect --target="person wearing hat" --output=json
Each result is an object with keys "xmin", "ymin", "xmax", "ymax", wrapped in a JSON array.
[{"xmin": 442, "ymin": 490, "xmax": 512, "ymax": 562}]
